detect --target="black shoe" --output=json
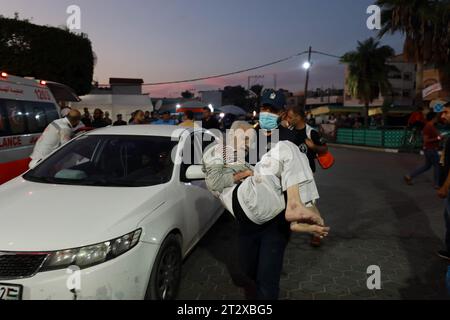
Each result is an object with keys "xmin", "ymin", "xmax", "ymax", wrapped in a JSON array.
[{"xmin": 436, "ymin": 250, "xmax": 450, "ymax": 261}]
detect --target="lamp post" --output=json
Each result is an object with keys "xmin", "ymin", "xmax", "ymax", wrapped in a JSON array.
[{"xmin": 303, "ymin": 46, "xmax": 312, "ymax": 111}]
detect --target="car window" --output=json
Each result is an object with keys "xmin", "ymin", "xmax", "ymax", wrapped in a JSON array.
[
  {"xmin": 23, "ymin": 102, "xmax": 48, "ymax": 134},
  {"xmin": 0, "ymin": 100, "xmax": 11, "ymax": 137},
  {"xmin": 43, "ymin": 103, "xmax": 59, "ymax": 124},
  {"xmin": 5, "ymin": 100, "xmax": 26, "ymax": 135},
  {"xmin": 24, "ymin": 135, "xmax": 178, "ymax": 187}
]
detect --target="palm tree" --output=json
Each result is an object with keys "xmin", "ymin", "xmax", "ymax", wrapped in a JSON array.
[
  {"xmin": 341, "ymin": 38, "xmax": 397, "ymax": 127},
  {"xmin": 377, "ymin": 0, "xmax": 450, "ymax": 102}
]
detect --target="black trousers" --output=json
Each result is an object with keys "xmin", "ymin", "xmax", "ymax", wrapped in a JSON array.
[{"xmin": 232, "ymin": 184, "xmax": 291, "ymax": 300}]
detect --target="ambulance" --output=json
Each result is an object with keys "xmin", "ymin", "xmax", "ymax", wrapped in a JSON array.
[{"xmin": 0, "ymin": 72, "xmax": 77, "ymax": 184}]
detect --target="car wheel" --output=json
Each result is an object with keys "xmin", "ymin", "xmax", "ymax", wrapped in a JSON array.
[{"xmin": 145, "ymin": 234, "xmax": 182, "ymax": 300}]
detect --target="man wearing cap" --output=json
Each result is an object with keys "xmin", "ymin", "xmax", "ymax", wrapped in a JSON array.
[
  {"xmin": 236, "ymin": 89, "xmax": 327, "ymax": 300},
  {"xmin": 152, "ymin": 111, "xmax": 177, "ymax": 125}
]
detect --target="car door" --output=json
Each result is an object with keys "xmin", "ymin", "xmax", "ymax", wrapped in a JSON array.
[{"xmin": 179, "ymin": 132, "xmax": 222, "ymax": 247}]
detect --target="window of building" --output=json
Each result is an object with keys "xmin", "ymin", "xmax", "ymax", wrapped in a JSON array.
[
  {"xmin": 388, "ymin": 72, "xmax": 402, "ymax": 79},
  {"xmin": 403, "ymin": 72, "xmax": 412, "ymax": 81}
]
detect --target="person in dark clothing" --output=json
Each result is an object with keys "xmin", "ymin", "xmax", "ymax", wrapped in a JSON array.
[
  {"xmin": 104, "ymin": 112, "xmax": 113, "ymax": 126},
  {"xmin": 436, "ymin": 102, "xmax": 450, "ymax": 261},
  {"xmin": 91, "ymin": 109, "xmax": 108, "ymax": 128},
  {"xmin": 113, "ymin": 114, "xmax": 127, "ymax": 126},
  {"xmin": 237, "ymin": 89, "xmax": 327, "ymax": 300},
  {"xmin": 144, "ymin": 111, "xmax": 152, "ymax": 124},
  {"xmin": 81, "ymin": 108, "xmax": 92, "ymax": 127},
  {"xmin": 404, "ymin": 112, "xmax": 442, "ymax": 188},
  {"xmin": 202, "ymin": 107, "xmax": 219, "ymax": 130},
  {"xmin": 284, "ymin": 106, "xmax": 328, "ymax": 173}
]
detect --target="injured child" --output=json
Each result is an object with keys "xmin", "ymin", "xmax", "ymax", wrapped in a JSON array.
[{"xmin": 202, "ymin": 121, "xmax": 330, "ymax": 237}]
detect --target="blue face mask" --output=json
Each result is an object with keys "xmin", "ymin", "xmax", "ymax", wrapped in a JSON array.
[{"xmin": 259, "ymin": 112, "xmax": 279, "ymax": 130}]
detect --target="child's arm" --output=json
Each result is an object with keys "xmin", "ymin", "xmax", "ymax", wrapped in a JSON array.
[
  {"xmin": 203, "ymin": 164, "xmax": 236, "ymax": 194},
  {"xmin": 202, "ymin": 144, "xmax": 237, "ymax": 194}
]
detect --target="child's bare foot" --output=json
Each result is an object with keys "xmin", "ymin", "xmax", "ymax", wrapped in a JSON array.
[
  {"xmin": 285, "ymin": 201, "xmax": 324, "ymax": 225},
  {"xmin": 290, "ymin": 222, "xmax": 330, "ymax": 237}
]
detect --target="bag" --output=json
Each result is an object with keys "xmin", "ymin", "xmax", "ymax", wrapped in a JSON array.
[
  {"xmin": 317, "ymin": 152, "xmax": 335, "ymax": 170},
  {"xmin": 306, "ymin": 125, "xmax": 335, "ymax": 170}
]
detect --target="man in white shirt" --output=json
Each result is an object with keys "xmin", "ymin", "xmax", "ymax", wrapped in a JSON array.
[{"xmin": 29, "ymin": 109, "xmax": 82, "ymax": 168}]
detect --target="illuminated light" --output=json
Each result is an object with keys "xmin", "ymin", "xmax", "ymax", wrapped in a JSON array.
[
  {"xmin": 219, "ymin": 113, "xmax": 225, "ymax": 119},
  {"xmin": 176, "ymin": 104, "xmax": 181, "ymax": 110},
  {"xmin": 302, "ymin": 62, "xmax": 311, "ymax": 70},
  {"xmin": 208, "ymin": 104, "xmax": 214, "ymax": 112},
  {"xmin": 40, "ymin": 80, "xmax": 47, "ymax": 86},
  {"xmin": 0, "ymin": 72, "xmax": 8, "ymax": 78},
  {"xmin": 253, "ymin": 111, "xmax": 257, "ymax": 117}
]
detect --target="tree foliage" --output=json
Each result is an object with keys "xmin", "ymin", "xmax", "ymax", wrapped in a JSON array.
[
  {"xmin": 181, "ymin": 90, "xmax": 194, "ymax": 99},
  {"xmin": 341, "ymin": 38, "xmax": 397, "ymax": 127},
  {"xmin": 0, "ymin": 17, "xmax": 94, "ymax": 95},
  {"xmin": 222, "ymin": 85, "xmax": 250, "ymax": 110},
  {"xmin": 377, "ymin": 0, "xmax": 450, "ymax": 93}
]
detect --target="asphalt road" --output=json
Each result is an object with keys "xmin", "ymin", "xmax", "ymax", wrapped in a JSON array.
[{"xmin": 178, "ymin": 147, "xmax": 450, "ymax": 300}]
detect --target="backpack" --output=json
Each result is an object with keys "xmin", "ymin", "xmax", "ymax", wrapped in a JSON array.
[{"xmin": 305, "ymin": 125, "xmax": 335, "ymax": 170}]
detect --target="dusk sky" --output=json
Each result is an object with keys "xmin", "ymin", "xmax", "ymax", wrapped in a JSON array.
[{"xmin": 1, "ymin": 0, "xmax": 404, "ymax": 97}]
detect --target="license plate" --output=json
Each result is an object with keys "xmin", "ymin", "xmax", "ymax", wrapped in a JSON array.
[{"xmin": 0, "ymin": 283, "xmax": 23, "ymax": 300}]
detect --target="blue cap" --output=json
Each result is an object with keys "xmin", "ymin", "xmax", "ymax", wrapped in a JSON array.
[{"xmin": 261, "ymin": 89, "xmax": 286, "ymax": 111}]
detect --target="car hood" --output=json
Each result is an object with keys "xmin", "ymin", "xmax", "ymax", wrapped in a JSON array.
[{"xmin": 0, "ymin": 178, "xmax": 167, "ymax": 252}]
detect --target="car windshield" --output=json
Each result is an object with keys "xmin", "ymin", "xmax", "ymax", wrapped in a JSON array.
[{"xmin": 23, "ymin": 135, "xmax": 178, "ymax": 187}]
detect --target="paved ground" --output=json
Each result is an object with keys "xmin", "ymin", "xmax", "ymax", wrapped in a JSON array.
[{"xmin": 178, "ymin": 147, "xmax": 450, "ymax": 300}]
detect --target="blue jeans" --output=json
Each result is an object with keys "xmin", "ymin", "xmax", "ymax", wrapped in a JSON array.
[
  {"xmin": 445, "ymin": 196, "xmax": 450, "ymax": 252},
  {"xmin": 410, "ymin": 149, "xmax": 441, "ymax": 186}
]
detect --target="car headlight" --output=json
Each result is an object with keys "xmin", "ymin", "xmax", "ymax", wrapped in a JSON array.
[{"xmin": 41, "ymin": 229, "xmax": 142, "ymax": 271}]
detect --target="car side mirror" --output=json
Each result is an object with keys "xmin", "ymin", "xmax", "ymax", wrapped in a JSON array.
[{"xmin": 185, "ymin": 165, "xmax": 205, "ymax": 181}]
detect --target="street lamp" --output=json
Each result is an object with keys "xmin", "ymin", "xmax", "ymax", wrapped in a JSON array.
[
  {"xmin": 302, "ymin": 62, "xmax": 311, "ymax": 70},
  {"xmin": 303, "ymin": 46, "xmax": 312, "ymax": 111}
]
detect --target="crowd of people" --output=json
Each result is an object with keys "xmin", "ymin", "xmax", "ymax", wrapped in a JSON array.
[{"xmin": 403, "ymin": 103, "xmax": 450, "ymax": 262}]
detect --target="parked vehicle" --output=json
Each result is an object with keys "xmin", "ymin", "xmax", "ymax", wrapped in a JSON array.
[
  {"xmin": 0, "ymin": 72, "xmax": 61, "ymax": 184},
  {"xmin": 0, "ymin": 125, "xmax": 223, "ymax": 300}
]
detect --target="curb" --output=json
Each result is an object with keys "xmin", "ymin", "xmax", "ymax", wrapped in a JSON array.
[{"xmin": 328, "ymin": 143, "xmax": 400, "ymax": 154}]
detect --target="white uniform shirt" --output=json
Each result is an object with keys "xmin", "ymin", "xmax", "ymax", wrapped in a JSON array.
[{"xmin": 29, "ymin": 118, "xmax": 75, "ymax": 168}]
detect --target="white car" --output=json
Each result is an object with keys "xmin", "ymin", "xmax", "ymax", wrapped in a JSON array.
[{"xmin": 0, "ymin": 125, "xmax": 223, "ymax": 300}]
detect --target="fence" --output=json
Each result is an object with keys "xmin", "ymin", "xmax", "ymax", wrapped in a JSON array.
[{"xmin": 335, "ymin": 128, "xmax": 422, "ymax": 149}]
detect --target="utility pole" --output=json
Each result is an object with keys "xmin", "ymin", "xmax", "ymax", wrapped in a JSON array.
[
  {"xmin": 304, "ymin": 46, "xmax": 312, "ymax": 110},
  {"xmin": 274, "ymin": 74, "xmax": 277, "ymax": 90}
]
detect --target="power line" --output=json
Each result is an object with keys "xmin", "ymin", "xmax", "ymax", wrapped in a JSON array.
[
  {"xmin": 140, "ymin": 50, "xmax": 310, "ymax": 86},
  {"xmin": 96, "ymin": 48, "xmax": 344, "ymax": 87}
]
